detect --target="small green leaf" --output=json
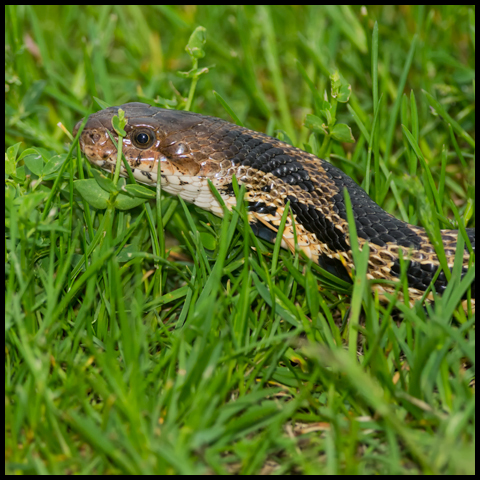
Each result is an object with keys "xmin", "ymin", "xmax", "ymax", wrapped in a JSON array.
[
  {"xmin": 112, "ymin": 109, "xmax": 127, "ymax": 137},
  {"xmin": 331, "ymin": 123, "xmax": 355, "ymax": 143},
  {"xmin": 11, "ymin": 165, "xmax": 26, "ymax": 183},
  {"xmin": 330, "ymin": 70, "xmax": 341, "ymax": 92},
  {"xmin": 17, "ymin": 147, "xmax": 43, "ymax": 161},
  {"xmin": 122, "ymin": 184, "xmax": 156, "ymax": 199},
  {"xmin": 13, "ymin": 191, "xmax": 48, "ymax": 210},
  {"xmin": 152, "ymin": 95, "xmax": 178, "ymax": 108},
  {"xmin": 200, "ymin": 231, "xmax": 217, "ymax": 250},
  {"xmin": 6, "ymin": 142, "xmax": 22, "ymax": 161},
  {"xmin": 74, "ymin": 179, "xmax": 109, "ymax": 209},
  {"xmin": 176, "ymin": 66, "xmax": 213, "ymax": 79},
  {"xmin": 114, "ymin": 193, "xmax": 148, "ymax": 210},
  {"xmin": 5, "ymin": 142, "xmax": 22, "ymax": 176},
  {"xmin": 330, "ymin": 70, "xmax": 351, "ymax": 102},
  {"xmin": 91, "ymin": 169, "xmax": 119, "ymax": 194},
  {"xmin": 5, "ymin": 155, "xmax": 15, "ymax": 176},
  {"xmin": 43, "ymin": 154, "xmax": 68, "ymax": 175},
  {"xmin": 304, "ymin": 114, "xmax": 328, "ymax": 135},
  {"xmin": 23, "ymin": 154, "xmax": 44, "ymax": 176},
  {"xmin": 337, "ymin": 84, "xmax": 352, "ymax": 103},
  {"xmin": 320, "ymin": 107, "xmax": 334, "ymax": 126},
  {"xmin": 20, "ymin": 147, "xmax": 51, "ymax": 163},
  {"xmin": 116, "ymin": 244, "xmax": 140, "ymax": 263},
  {"xmin": 185, "ymin": 26, "xmax": 207, "ymax": 59}
]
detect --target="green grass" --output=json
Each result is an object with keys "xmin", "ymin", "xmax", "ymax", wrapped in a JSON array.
[{"xmin": 5, "ymin": 5, "xmax": 475, "ymax": 475}]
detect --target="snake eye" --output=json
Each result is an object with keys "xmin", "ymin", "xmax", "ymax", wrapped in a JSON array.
[{"xmin": 131, "ymin": 128, "xmax": 155, "ymax": 149}]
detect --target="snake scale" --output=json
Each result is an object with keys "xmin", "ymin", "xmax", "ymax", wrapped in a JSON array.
[{"xmin": 74, "ymin": 103, "xmax": 475, "ymax": 303}]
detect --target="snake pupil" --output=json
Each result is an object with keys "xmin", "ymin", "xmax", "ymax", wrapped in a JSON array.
[
  {"xmin": 136, "ymin": 133, "xmax": 149, "ymax": 144},
  {"xmin": 132, "ymin": 129, "xmax": 154, "ymax": 149}
]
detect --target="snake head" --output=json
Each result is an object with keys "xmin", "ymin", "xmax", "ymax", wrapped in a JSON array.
[{"xmin": 73, "ymin": 102, "xmax": 226, "ymax": 178}]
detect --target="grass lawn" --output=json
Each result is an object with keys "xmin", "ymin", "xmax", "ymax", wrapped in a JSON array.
[{"xmin": 5, "ymin": 5, "xmax": 475, "ymax": 475}]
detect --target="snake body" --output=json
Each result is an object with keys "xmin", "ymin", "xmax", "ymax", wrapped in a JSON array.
[{"xmin": 74, "ymin": 103, "xmax": 475, "ymax": 302}]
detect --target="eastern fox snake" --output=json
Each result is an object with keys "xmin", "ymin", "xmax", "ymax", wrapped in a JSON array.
[{"xmin": 74, "ymin": 103, "xmax": 475, "ymax": 303}]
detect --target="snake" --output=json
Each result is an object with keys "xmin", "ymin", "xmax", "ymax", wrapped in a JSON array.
[{"xmin": 73, "ymin": 102, "xmax": 475, "ymax": 303}]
